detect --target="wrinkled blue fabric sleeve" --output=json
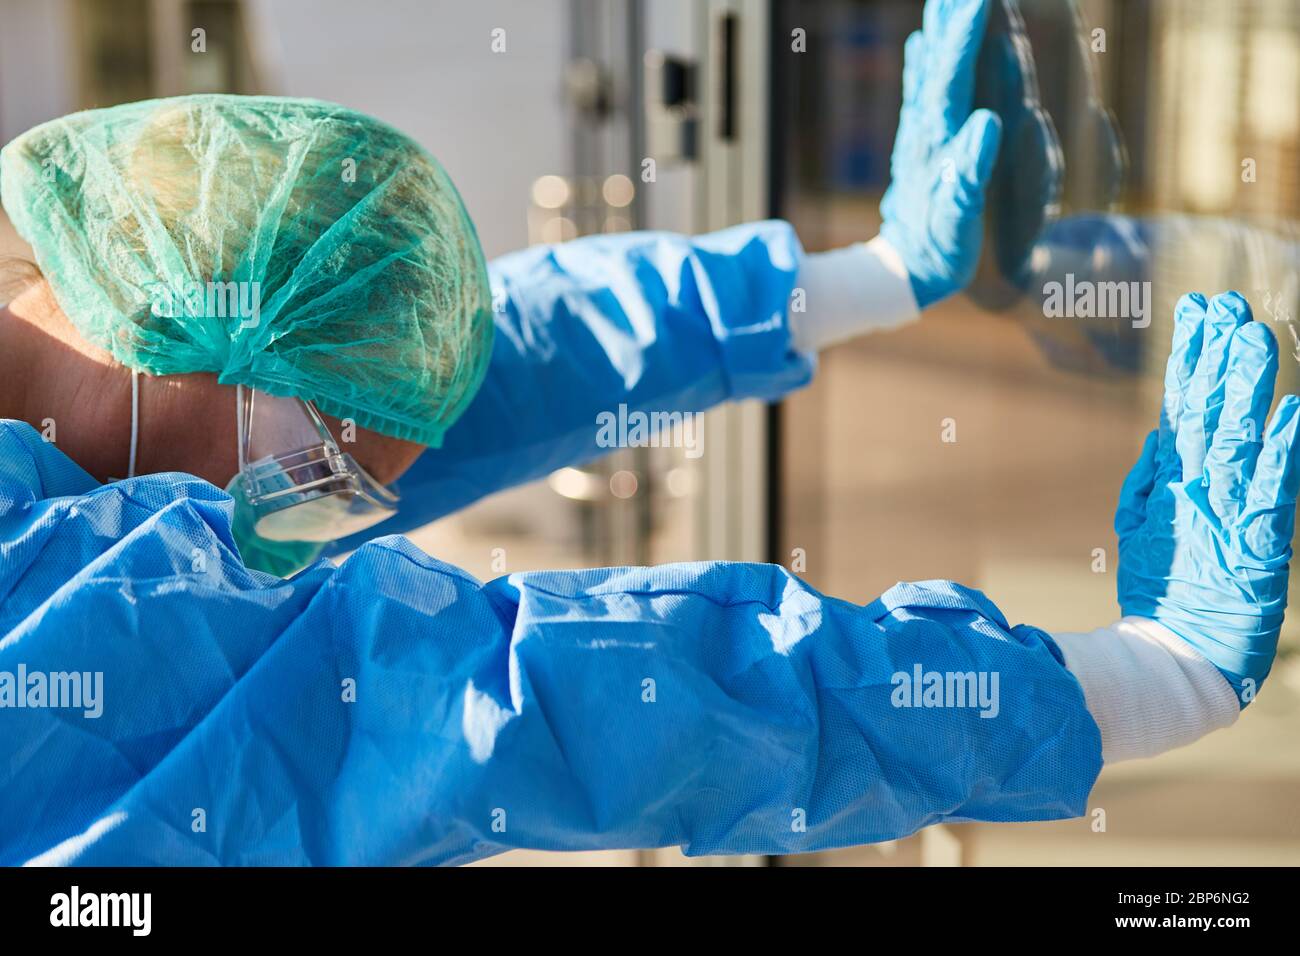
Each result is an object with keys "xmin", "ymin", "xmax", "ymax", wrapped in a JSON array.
[
  {"xmin": 330, "ymin": 221, "xmax": 815, "ymax": 551},
  {"xmin": 0, "ymin": 423, "xmax": 1102, "ymax": 866}
]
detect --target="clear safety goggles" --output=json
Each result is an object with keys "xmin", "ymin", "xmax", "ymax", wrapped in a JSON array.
[{"xmin": 234, "ymin": 384, "xmax": 400, "ymax": 542}]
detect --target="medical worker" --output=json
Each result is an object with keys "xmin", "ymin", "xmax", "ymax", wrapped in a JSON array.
[{"xmin": 0, "ymin": 0, "xmax": 1293, "ymax": 864}]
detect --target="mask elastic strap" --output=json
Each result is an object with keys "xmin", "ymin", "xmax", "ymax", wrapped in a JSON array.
[{"xmin": 127, "ymin": 369, "xmax": 140, "ymax": 479}]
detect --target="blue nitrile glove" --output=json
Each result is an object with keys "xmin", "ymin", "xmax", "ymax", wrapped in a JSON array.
[
  {"xmin": 880, "ymin": 0, "xmax": 1004, "ymax": 309},
  {"xmin": 1117, "ymin": 291, "xmax": 1300, "ymax": 706}
]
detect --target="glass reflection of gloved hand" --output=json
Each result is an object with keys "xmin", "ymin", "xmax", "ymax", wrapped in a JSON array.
[
  {"xmin": 1117, "ymin": 292, "xmax": 1300, "ymax": 706},
  {"xmin": 881, "ymin": 0, "xmax": 1003, "ymax": 309}
]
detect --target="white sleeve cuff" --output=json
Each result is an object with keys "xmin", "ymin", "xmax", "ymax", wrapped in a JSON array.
[
  {"xmin": 789, "ymin": 236, "xmax": 921, "ymax": 353},
  {"xmin": 1054, "ymin": 617, "xmax": 1240, "ymax": 764}
]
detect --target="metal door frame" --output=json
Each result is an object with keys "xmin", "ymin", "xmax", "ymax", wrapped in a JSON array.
[{"xmin": 694, "ymin": 0, "xmax": 772, "ymax": 564}]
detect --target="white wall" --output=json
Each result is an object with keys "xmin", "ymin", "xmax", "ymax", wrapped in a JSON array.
[
  {"xmin": 0, "ymin": 0, "xmax": 77, "ymax": 259},
  {"xmin": 247, "ymin": 0, "xmax": 571, "ymax": 258},
  {"xmin": 0, "ymin": 0, "xmax": 77, "ymax": 144},
  {"xmin": 1, "ymin": 0, "xmax": 570, "ymax": 259}
]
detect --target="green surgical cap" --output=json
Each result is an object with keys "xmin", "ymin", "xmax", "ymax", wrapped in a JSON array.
[{"xmin": 0, "ymin": 94, "xmax": 494, "ymax": 447}]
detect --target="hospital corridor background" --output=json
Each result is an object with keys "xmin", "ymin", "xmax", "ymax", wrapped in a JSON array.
[{"xmin": 1, "ymin": 0, "xmax": 1297, "ymax": 869}]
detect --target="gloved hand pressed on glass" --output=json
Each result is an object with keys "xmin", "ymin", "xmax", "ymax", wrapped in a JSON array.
[
  {"xmin": 880, "ymin": 0, "xmax": 1003, "ymax": 309},
  {"xmin": 1116, "ymin": 291, "xmax": 1300, "ymax": 706}
]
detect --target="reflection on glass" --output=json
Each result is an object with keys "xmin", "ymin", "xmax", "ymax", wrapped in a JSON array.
[{"xmin": 773, "ymin": 0, "xmax": 1300, "ymax": 866}]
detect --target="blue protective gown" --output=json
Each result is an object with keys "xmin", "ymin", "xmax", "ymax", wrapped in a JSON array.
[
  {"xmin": 0, "ymin": 221, "xmax": 1102, "ymax": 865},
  {"xmin": 331, "ymin": 221, "xmax": 819, "ymax": 544}
]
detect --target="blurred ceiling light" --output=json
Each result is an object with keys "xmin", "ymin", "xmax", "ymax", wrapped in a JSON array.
[
  {"xmin": 548, "ymin": 467, "xmax": 606, "ymax": 501},
  {"xmin": 531, "ymin": 174, "xmax": 571, "ymax": 210},
  {"xmin": 609, "ymin": 470, "xmax": 639, "ymax": 499},
  {"xmin": 602, "ymin": 173, "xmax": 635, "ymax": 208},
  {"xmin": 540, "ymin": 216, "xmax": 578, "ymax": 243},
  {"xmin": 665, "ymin": 466, "xmax": 695, "ymax": 498}
]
